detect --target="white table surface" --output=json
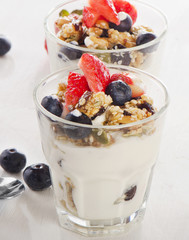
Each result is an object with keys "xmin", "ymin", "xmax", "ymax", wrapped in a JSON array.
[{"xmin": 0, "ymin": 0, "xmax": 189, "ymax": 239}]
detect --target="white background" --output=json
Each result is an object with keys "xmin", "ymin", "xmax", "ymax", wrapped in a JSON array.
[{"xmin": 0, "ymin": 0, "xmax": 189, "ymax": 239}]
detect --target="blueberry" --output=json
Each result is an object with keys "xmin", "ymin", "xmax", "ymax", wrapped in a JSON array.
[
  {"xmin": 111, "ymin": 44, "xmax": 131, "ymax": 66},
  {"xmin": 64, "ymin": 109, "xmax": 92, "ymax": 139},
  {"xmin": 136, "ymin": 32, "xmax": 157, "ymax": 53},
  {"xmin": 105, "ymin": 80, "xmax": 132, "ymax": 106},
  {"xmin": 58, "ymin": 41, "xmax": 82, "ymax": 60},
  {"xmin": 109, "ymin": 12, "xmax": 132, "ymax": 32},
  {"xmin": 0, "ymin": 148, "xmax": 26, "ymax": 173},
  {"xmin": 0, "ymin": 36, "xmax": 11, "ymax": 56},
  {"xmin": 41, "ymin": 96, "xmax": 63, "ymax": 117},
  {"xmin": 23, "ymin": 163, "xmax": 52, "ymax": 191}
]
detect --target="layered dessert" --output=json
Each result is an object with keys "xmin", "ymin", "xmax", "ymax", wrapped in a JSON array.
[
  {"xmin": 38, "ymin": 54, "xmax": 165, "ymax": 225},
  {"xmin": 53, "ymin": 0, "xmax": 157, "ymax": 68}
]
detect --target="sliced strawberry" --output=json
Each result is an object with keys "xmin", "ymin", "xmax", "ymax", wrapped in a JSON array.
[
  {"xmin": 44, "ymin": 39, "xmax": 48, "ymax": 53},
  {"xmin": 113, "ymin": 0, "xmax": 137, "ymax": 24},
  {"xmin": 83, "ymin": 6, "xmax": 101, "ymax": 28},
  {"xmin": 78, "ymin": 53, "xmax": 111, "ymax": 92},
  {"xmin": 129, "ymin": 84, "xmax": 144, "ymax": 98},
  {"xmin": 89, "ymin": 0, "xmax": 120, "ymax": 25},
  {"xmin": 54, "ymin": 23, "xmax": 60, "ymax": 34},
  {"xmin": 65, "ymin": 72, "xmax": 90, "ymax": 109},
  {"xmin": 110, "ymin": 72, "xmax": 134, "ymax": 85}
]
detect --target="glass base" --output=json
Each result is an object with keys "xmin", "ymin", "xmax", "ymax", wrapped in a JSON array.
[{"xmin": 56, "ymin": 202, "xmax": 146, "ymax": 237}]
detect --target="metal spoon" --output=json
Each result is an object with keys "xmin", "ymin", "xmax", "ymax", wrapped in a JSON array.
[{"xmin": 0, "ymin": 177, "xmax": 25, "ymax": 199}]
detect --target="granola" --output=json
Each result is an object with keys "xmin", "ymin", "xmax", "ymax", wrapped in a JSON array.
[
  {"xmin": 54, "ymin": 7, "xmax": 157, "ymax": 68},
  {"xmin": 55, "ymin": 79, "xmax": 156, "ymax": 147}
]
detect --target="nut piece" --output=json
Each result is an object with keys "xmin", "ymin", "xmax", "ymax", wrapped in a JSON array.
[
  {"xmin": 84, "ymin": 36, "xmax": 109, "ymax": 49},
  {"xmin": 108, "ymin": 29, "xmax": 136, "ymax": 48},
  {"xmin": 77, "ymin": 91, "xmax": 112, "ymax": 119},
  {"xmin": 95, "ymin": 19, "xmax": 109, "ymax": 29},
  {"xmin": 57, "ymin": 82, "xmax": 67, "ymax": 102},
  {"xmin": 65, "ymin": 180, "xmax": 77, "ymax": 212},
  {"xmin": 59, "ymin": 178, "xmax": 77, "ymax": 215},
  {"xmin": 105, "ymin": 105, "xmax": 124, "ymax": 125}
]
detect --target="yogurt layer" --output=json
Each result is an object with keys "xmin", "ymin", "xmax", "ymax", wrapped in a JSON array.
[{"xmin": 40, "ymin": 119, "xmax": 162, "ymax": 220}]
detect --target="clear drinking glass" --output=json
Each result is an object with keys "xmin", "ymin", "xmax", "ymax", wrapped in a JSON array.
[
  {"xmin": 44, "ymin": 0, "xmax": 167, "ymax": 75},
  {"xmin": 33, "ymin": 64, "xmax": 169, "ymax": 236}
]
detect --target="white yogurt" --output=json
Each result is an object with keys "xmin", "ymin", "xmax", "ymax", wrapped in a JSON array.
[{"xmin": 40, "ymin": 119, "xmax": 162, "ymax": 220}]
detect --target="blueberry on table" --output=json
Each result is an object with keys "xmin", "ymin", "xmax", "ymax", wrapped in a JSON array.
[
  {"xmin": 65, "ymin": 109, "xmax": 92, "ymax": 139},
  {"xmin": 105, "ymin": 80, "xmax": 132, "ymax": 106},
  {"xmin": 58, "ymin": 41, "xmax": 82, "ymax": 60},
  {"xmin": 136, "ymin": 32, "xmax": 157, "ymax": 53},
  {"xmin": 41, "ymin": 96, "xmax": 63, "ymax": 117},
  {"xmin": 111, "ymin": 44, "xmax": 131, "ymax": 66},
  {"xmin": 0, "ymin": 36, "xmax": 11, "ymax": 56},
  {"xmin": 0, "ymin": 149, "xmax": 26, "ymax": 173},
  {"xmin": 109, "ymin": 12, "xmax": 132, "ymax": 32},
  {"xmin": 23, "ymin": 163, "xmax": 52, "ymax": 191}
]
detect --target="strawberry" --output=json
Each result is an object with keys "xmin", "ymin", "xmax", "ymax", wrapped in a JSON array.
[
  {"xmin": 110, "ymin": 72, "xmax": 134, "ymax": 85},
  {"xmin": 44, "ymin": 39, "xmax": 48, "ymax": 53},
  {"xmin": 54, "ymin": 23, "xmax": 60, "ymax": 34},
  {"xmin": 129, "ymin": 84, "xmax": 144, "ymax": 98},
  {"xmin": 113, "ymin": 0, "xmax": 137, "ymax": 24},
  {"xmin": 89, "ymin": 0, "xmax": 120, "ymax": 25},
  {"xmin": 83, "ymin": 6, "xmax": 101, "ymax": 28},
  {"xmin": 65, "ymin": 72, "xmax": 90, "ymax": 109},
  {"xmin": 78, "ymin": 53, "xmax": 111, "ymax": 92}
]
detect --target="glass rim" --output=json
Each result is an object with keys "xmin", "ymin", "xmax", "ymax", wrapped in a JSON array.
[
  {"xmin": 44, "ymin": 0, "xmax": 168, "ymax": 54},
  {"xmin": 33, "ymin": 64, "xmax": 169, "ymax": 130}
]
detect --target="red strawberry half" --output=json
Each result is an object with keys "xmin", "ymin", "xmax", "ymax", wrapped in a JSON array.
[
  {"xmin": 110, "ymin": 72, "xmax": 134, "ymax": 85},
  {"xmin": 83, "ymin": 6, "xmax": 101, "ymax": 28},
  {"xmin": 89, "ymin": 0, "xmax": 120, "ymax": 25},
  {"xmin": 129, "ymin": 84, "xmax": 144, "ymax": 98},
  {"xmin": 113, "ymin": 0, "xmax": 137, "ymax": 23},
  {"xmin": 65, "ymin": 72, "xmax": 90, "ymax": 110},
  {"xmin": 78, "ymin": 53, "xmax": 111, "ymax": 92}
]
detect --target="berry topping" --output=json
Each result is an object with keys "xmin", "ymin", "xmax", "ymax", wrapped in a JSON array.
[
  {"xmin": 110, "ymin": 72, "xmax": 133, "ymax": 85},
  {"xmin": 136, "ymin": 32, "xmax": 157, "ymax": 53},
  {"xmin": 41, "ymin": 96, "xmax": 63, "ymax": 117},
  {"xmin": 89, "ymin": 0, "xmax": 120, "ymax": 25},
  {"xmin": 83, "ymin": 6, "xmax": 100, "ymax": 28},
  {"xmin": 23, "ymin": 163, "xmax": 52, "ymax": 191},
  {"xmin": 78, "ymin": 53, "xmax": 111, "ymax": 92},
  {"xmin": 0, "ymin": 149, "xmax": 26, "ymax": 173},
  {"xmin": 105, "ymin": 80, "xmax": 132, "ymax": 105},
  {"xmin": 113, "ymin": 0, "xmax": 137, "ymax": 24},
  {"xmin": 44, "ymin": 39, "xmax": 48, "ymax": 53},
  {"xmin": 65, "ymin": 72, "xmax": 90, "ymax": 110},
  {"xmin": 0, "ymin": 36, "xmax": 11, "ymax": 56},
  {"xmin": 129, "ymin": 84, "xmax": 144, "ymax": 98},
  {"xmin": 65, "ymin": 109, "xmax": 92, "ymax": 139},
  {"xmin": 58, "ymin": 42, "xmax": 82, "ymax": 60},
  {"xmin": 109, "ymin": 12, "xmax": 132, "ymax": 32}
]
